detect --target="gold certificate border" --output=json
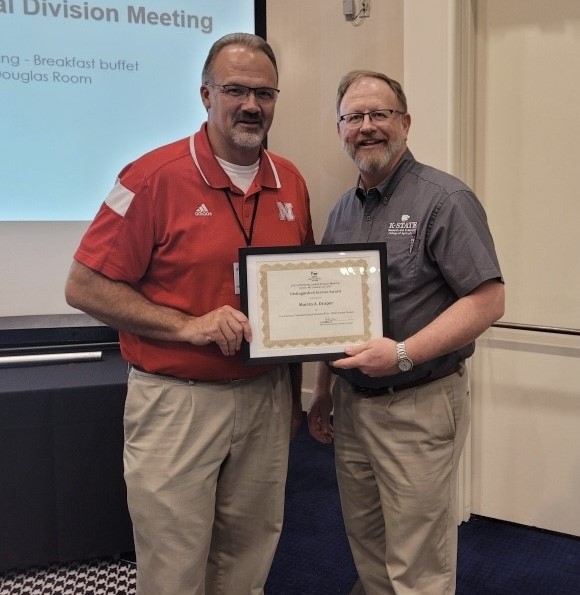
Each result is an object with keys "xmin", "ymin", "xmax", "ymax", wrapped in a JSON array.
[{"xmin": 259, "ymin": 259, "xmax": 371, "ymax": 348}]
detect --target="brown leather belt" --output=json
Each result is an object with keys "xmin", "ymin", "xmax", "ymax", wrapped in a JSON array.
[{"xmin": 351, "ymin": 362, "xmax": 464, "ymax": 397}]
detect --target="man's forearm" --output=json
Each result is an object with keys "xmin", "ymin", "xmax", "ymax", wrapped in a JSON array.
[
  {"xmin": 405, "ymin": 279, "xmax": 505, "ymax": 365},
  {"xmin": 66, "ymin": 262, "xmax": 194, "ymax": 341},
  {"xmin": 313, "ymin": 361, "xmax": 334, "ymax": 396}
]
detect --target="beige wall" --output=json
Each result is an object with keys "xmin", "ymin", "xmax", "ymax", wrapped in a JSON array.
[
  {"xmin": 475, "ymin": 0, "xmax": 580, "ymax": 330},
  {"xmin": 470, "ymin": 0, "xmax": 580, "ymax": 536}
]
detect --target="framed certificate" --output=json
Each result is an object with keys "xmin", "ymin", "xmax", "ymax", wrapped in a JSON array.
[{"xmin": 238, "ymin": 243, "xmax": 389, "ymax": 364}]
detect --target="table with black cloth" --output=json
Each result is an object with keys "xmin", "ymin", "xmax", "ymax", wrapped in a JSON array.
[{"xmin": 0, "ymin": 350, "xmax": 134, "ymax": 571}]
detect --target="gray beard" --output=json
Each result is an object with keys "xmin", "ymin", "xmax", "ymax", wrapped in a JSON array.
[
  {"xmin": 344, "ymin": 136, "xmax": 404, "ymax": 175},
  {"xmin": 230, "ymin": 128, "xmax": 265, "ymax": 149}
]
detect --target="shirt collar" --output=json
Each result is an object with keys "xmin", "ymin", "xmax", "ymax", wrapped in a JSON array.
[
  {"xmin": 355, "ymin": 149, "xmax": 415, "ymax": 204},
  {"xmin": 190, "ymin": 123, "xmax": 281, "ymax": 193}
]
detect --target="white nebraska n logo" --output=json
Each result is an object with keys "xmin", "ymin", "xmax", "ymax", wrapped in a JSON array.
[{"xmin": 276, "ymin": 202, "xmax": 295, "ymax": 221}]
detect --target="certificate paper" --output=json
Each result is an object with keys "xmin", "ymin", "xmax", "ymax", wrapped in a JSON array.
[{"xmin": 239, "ymin": 244, "xmax": 388, "ymax": 363}]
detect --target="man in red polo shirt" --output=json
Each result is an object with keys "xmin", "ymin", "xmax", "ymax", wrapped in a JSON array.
[{"xmin": 65, "ymin": 32, "xmax": 313, "ymax": 595}]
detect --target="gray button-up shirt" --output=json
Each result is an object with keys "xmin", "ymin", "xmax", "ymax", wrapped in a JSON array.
[{"xmin": 322, "ymin": 150, "xmax": 503, "ymax": 389}]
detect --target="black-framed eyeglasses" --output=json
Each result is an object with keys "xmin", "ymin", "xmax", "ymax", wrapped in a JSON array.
[
  {"xmin": 205, "ymin": 83, "xmax": 280, "ymax": 103},
  {"xmin": 338, "ymin": 109, "xmax": 405, "ymax": 128}
]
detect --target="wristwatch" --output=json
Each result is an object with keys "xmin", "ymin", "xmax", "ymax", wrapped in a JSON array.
[{"xmin": 395, "ymin": 342, "xmax": 414, "ymax": 372}]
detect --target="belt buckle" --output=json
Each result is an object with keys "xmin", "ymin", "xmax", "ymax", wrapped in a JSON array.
[{"xmin": 354, "ymin": 385, "xmax": 394, "ymax": 397}]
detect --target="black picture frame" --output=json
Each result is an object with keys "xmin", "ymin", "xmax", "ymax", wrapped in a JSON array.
[{"xmin": 239, "ymin": 243, "xmax": 389, "ymax": 364}]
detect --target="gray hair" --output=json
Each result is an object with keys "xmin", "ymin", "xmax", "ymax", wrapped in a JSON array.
[
  {"xmin": 201, "ymin": 32, "xmax": 278, "ymax": 84},
  {"xmin": 336, "ymin": 70, "xmax": 407, "ymax": 116}
]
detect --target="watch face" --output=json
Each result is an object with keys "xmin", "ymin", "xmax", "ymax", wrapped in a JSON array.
[{"xmin": 398, "ymin": 358, "xmax": 413, "ymax": 372}]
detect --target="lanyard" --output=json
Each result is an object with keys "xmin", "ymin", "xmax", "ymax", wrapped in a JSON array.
[{"xmin": 223, "ymin": 189, "xmax": 260, "ymax": 247}]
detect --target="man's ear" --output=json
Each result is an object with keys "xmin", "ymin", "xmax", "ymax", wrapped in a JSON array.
[
  {"xmin": 402, "ymin": 112, "xmax": 411, "ymax": 137},
  {"xmin": 200, "ymin": 84, "xmax": 211, "ymax": 110}
]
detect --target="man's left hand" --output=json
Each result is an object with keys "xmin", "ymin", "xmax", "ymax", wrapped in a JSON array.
[{"xmin": 332, "ymin": 337, "xmax": 398, "ymax": 377}]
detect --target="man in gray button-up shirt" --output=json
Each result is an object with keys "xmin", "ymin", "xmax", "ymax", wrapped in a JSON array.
[{"xmin": 308, "ymin": 70, "xmax": 505, "ymax": 595}]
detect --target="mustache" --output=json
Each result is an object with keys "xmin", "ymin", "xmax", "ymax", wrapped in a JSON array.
[{"xmin": 234, "ymin": 111, "xmax": 264, "ymax": 126}]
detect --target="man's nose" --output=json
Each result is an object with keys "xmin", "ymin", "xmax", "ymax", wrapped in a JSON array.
[
  {"xmin": 241, "ymin": 90, "xmax": 261, "ymax": 110},
  {"xmin": 359, "ymin": 113, "xmax": 377, "ymax": 130}
]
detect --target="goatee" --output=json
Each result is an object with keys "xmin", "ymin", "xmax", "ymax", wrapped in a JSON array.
[
  {"xmin": 230, "ymin": 113, "xmax": 266, "ymax": 149},
  {"xmin": 230, "ymin": 128, "xmax": 265, "ymax": 149}
]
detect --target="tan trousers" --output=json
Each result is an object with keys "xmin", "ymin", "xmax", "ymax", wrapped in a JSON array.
[
  {"xmin": 333, "ymin": 365, "xmax": 470, "ymax": 595},
  {"xmin": 123, "ymin": 366, "xmax": 292, "ymax": 595}
]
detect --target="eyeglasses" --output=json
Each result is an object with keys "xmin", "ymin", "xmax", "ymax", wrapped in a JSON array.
[
  {"xmin": 205, "ymin": 83, "xmax": 280, "ymax": 103},
  {"xmin": 338, "ymin": 108, "xmax": 405, "ymax": 128}
]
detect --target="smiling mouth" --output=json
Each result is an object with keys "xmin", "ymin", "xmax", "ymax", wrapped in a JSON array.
[{"xmin": 358, "ymin": 139, "xmax": 383, "ymax": 148}]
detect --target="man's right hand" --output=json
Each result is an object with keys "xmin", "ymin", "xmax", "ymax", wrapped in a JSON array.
[{"xmin": 190, "ymin": 306, "xmax": 252, "ymax": 356}]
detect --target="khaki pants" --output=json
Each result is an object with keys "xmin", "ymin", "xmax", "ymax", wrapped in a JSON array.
[
  {"xmin": 124, "ymin": 366, "xmax": 292, "ymax": 595},
  {"xmin": 333, "ymin": 366, "xmax": 470, "ymax": 595}
]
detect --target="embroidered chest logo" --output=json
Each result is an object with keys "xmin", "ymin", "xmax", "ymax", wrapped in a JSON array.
[
  {"xmin": 194, "ymin": 203, "xmax": 212, "ymax": 216},
  {"xmin": 388, "ymin": 214, "xmax": 417, "ymax": 236},
  {"xmin": 276, "ymin": 201, "xmax": 295, "ymax": 221}
]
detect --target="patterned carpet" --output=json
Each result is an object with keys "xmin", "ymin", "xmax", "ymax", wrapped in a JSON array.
[{"xmin": 0, "ymin": 558, "xmax": 136, "ymax": 595}]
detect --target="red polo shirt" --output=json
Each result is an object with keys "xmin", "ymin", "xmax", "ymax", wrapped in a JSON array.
[{"xmin": 74, "ymin": 123, "xmax": 314, "ymax": 379}]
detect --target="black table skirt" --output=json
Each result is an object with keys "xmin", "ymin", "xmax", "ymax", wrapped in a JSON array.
[{"xmin": 0, "ymin": 350, "xmax": 134, "ymax": 571}]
